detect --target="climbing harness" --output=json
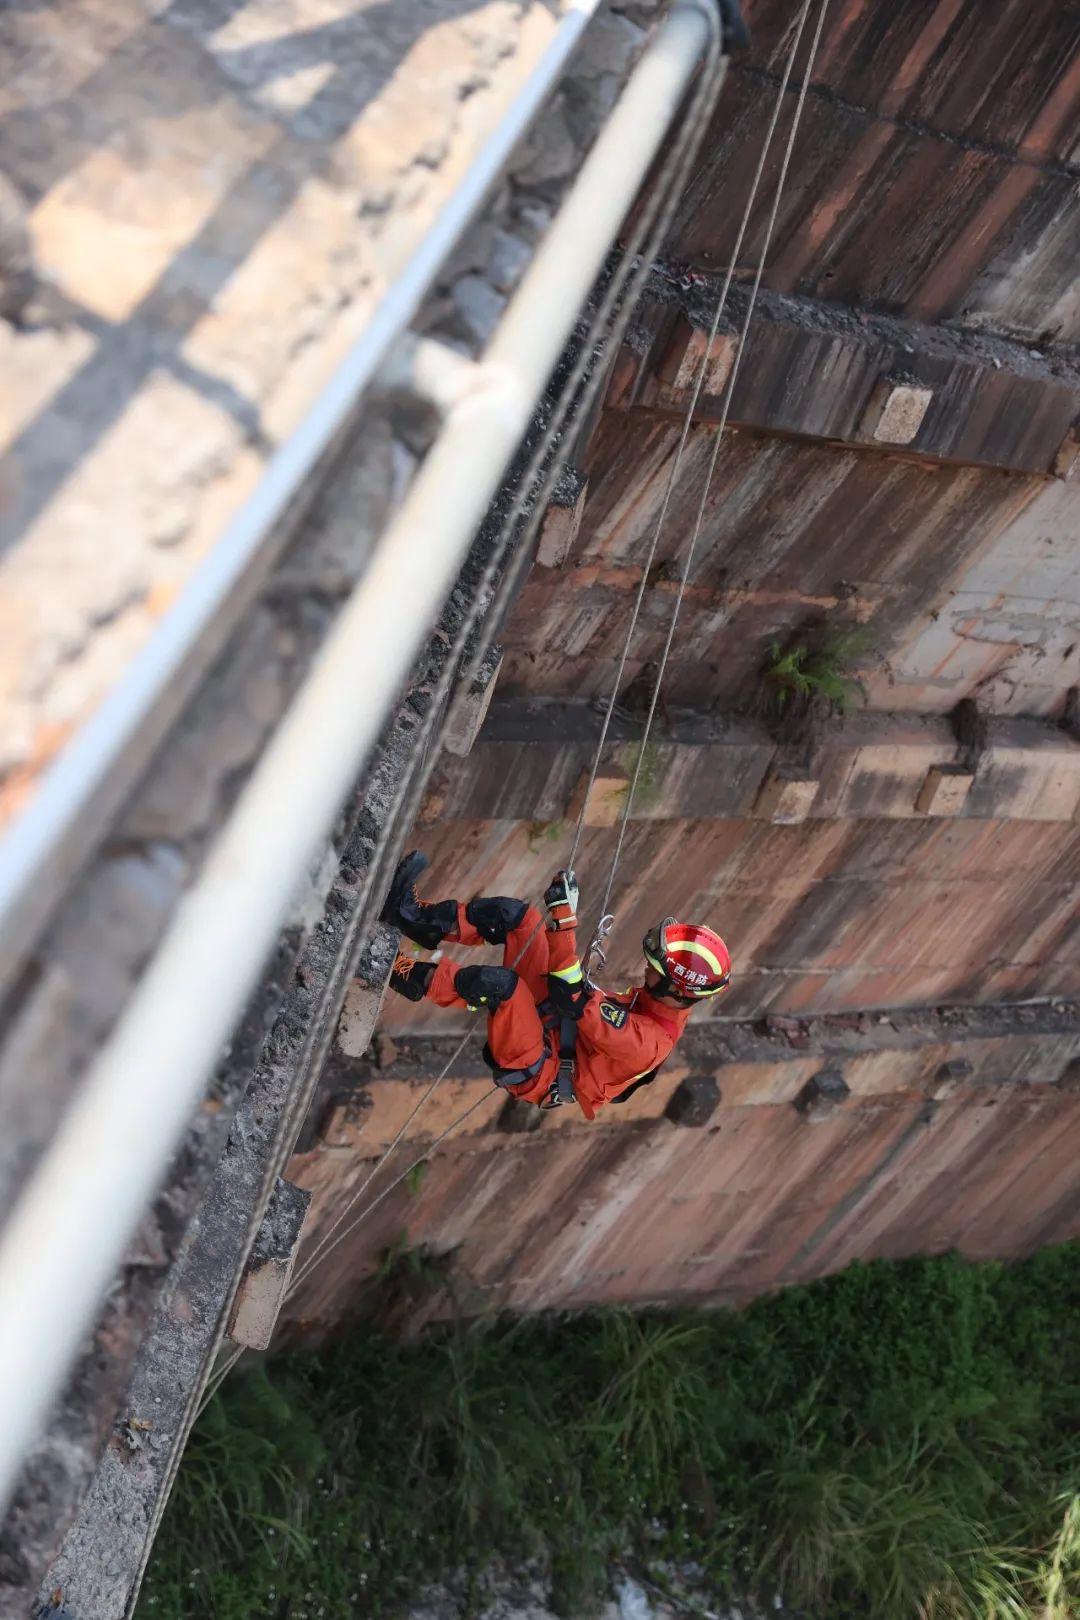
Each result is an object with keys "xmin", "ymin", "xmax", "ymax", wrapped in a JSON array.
[
  {"xmin": 544, "ymin": 1001, "xmax": 581, "ymax": 1108},
  {"xmin": 481, "ymin": 1038, "xmax": 548, "ymax": 1090}
]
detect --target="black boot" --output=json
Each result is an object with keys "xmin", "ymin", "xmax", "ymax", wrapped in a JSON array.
[
  {"xmin": 381, "ymin": 850, "xmax": 457, "ymax": 951},
  {"xmin": 388, "ymin": 948, "xmax": 438, "ymax": 1002},
  {"xmin": 465, "ymin": 895, "xmax": 529, "ymax": 945},
  {"xmin": 455, "ymin": 964, "xmax": 518, "ymax": 1011}
]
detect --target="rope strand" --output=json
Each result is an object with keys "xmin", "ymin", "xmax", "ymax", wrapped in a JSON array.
[
  {"xmin": 567, "ymin": 0, "xmax": 813, "ymax": 880},
  {"xmin": 288, "ymin": 1089, "xmax": 497, "ymax": 1301},
  {"xmin": 596, "ymin": 0, "xmax": 831, "ymax": 927}
]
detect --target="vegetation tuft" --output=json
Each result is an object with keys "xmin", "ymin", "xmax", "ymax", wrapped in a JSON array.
[
  {"xmin": 525, "ymin": 819, "xmax": 565, "ymax": 855},
  {"xmin": 760, "ymin": 624, "xmax": 873, "ymax": 746},
  {"xmin": 140, "ymin": 1247, "xmax": 1080, "ymax": 1620}
]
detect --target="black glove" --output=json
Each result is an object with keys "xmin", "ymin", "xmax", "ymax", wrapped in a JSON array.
[{"xmin": 543, "ymin": 869, "xmax": 579, "ymax": 932}]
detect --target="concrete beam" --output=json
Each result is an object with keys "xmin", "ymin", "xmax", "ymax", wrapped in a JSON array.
[
  {"xmin": 443, "ymin": 702, "xmax": 1080, "ymax": 826},
  {"xmin": 664, "ymin": 1072, "xmax": 720, "ymax": 1126},
  {"xmin": 650, "ymin": 315, "xmax": 734, "ymax": 412},
  {"xmin": 537, "ymin": 472, "xmax": 588, "ymax": 567},
  {"xmin": 443, "ymin": 646, "xmax": 503, "ymax": 758},
  {"xmin": 326, "ymin": 997, "xmax": 1080, "ymax": 1094},
  {"xmin": 859, "ymin": 379, "xmax": 933, "ymax": 445},
  {"xmin": 915, "ymin": 763, "xmax": 975, "ymax": 816},
  {"xmin": 336, "ymin": 927, "xmax": 397, "ymax": 1059},
  {"xmin": 622, "ymin": 283, "xmax": 1080, "ymax": 477},
  {"xmin": 1052, "ymin": 425, "xmax": 1080, "ymax": 480},
  {"xmin": 287, "ymin": 1013, "xmax": 1080, "ymax": 1160},
  {"xmin": 794, "ymin": 1066, "xmax": 851, "ymax": 1123},
  {"xmin": 755, "ymin": 762, "xmax": 819, "ymax": 824}
]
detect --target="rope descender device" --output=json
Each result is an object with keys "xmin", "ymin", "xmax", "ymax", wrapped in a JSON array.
[{"xmin": 584, "ymin": 912, "xmax": 615, "ymax": 988}]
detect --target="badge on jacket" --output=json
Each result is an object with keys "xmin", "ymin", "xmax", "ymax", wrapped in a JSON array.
[{"xmin": 599, "ymin": 1000, "xmax": 628, "ymax": 1029}]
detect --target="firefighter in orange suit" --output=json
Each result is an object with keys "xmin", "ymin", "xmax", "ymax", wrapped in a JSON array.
[{"xmin": 380, "ymin": 852, "xmax": 732, "ymax": 1119}]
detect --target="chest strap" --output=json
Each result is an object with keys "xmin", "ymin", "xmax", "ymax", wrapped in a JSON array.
[
  {"xmin": 530, "ymin": 999, "xmax": 577, "ymax": 1107},
  {"xmin": 553, "ymin": 1014, "xmax": 577, "ymax": 1104}
]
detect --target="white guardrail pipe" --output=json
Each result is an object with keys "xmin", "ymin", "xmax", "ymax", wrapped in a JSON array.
[
  {"xmin": 0, "ymin": 0, "xmax": 715, "ymax": 1511},
  {"xmin": 0, "ymin": 0, "xmax": 602, "ymax": 1001}
]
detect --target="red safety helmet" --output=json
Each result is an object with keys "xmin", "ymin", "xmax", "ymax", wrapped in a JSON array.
[{"xmin": 642, "ymin": 917, "xmax": 732, "ymax": 1002}]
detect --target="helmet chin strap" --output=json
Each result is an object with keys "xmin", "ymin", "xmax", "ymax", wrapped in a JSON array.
[{"xmin": 651, "ymin": 977, "xmax": 698, "ymax": 1008}]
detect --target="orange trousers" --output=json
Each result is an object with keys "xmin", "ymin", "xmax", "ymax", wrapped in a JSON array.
[{"xmin": 425, "ymin": 902, "xmax": 566, "ymax": 1100}]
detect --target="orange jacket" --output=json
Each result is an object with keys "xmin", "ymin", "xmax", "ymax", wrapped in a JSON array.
[
  {"xmin": 528, "ymin": 920, "xmax": 692, "ymax": 1119},
  {"xmin": 569, "ymin": 982, "xmax": 691, "ymax": 1118}
]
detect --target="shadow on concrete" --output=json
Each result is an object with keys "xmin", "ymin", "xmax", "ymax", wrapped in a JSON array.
[{"xmin": 0, "ymin": 0, "xmax": 498, "ymax": 550}]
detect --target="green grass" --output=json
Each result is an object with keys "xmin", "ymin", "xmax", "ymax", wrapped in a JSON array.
[{"xmin": 139, "ymin": 1247, "xmax": 1080, "ymax": 1620}]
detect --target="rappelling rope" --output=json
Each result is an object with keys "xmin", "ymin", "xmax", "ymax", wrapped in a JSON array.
[
  {"xmin": 565, "ymin": 0, "xmax": 815, "ymax": 889},
  {"xmin": 286, "ymin": 0, "xmax": 832, "ymax": 1313},
  {"xmin": 149, "ymin": 36, "xmax": 733, "ymax": 1540},
  {"xmin": 283, "ymin": 1089, "xmax": 498, "ymax": 1304},
  {"xmin": 594, "ymin": 0, "xmax": 831, "ymax": 932},
  {"xmin": 156, "ymin": 2, "xmax": 749, "ymax": 1526},
  {"xmin": 280, "ymin": 4, "xmax": 731, "ymax": 1304}
]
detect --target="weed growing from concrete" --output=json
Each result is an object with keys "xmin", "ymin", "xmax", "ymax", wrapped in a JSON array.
[
  {"xmin": 761, "ymin": 624, "xmax": 873, "ymax": 746},
  {"xmin": 139, "ymin": 1247, "xmax": 1080, "ymax": 1620},
  {"xmin": 526, "ymin": 819, "xmax": 565, "ymax": 855}
]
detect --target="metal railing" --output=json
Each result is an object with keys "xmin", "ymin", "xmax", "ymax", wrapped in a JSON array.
[{"xmin": 0, "ymin": 0, "xmax": 719, "ymax": 1515}]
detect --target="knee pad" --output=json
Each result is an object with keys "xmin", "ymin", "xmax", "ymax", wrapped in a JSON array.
[
  {"xmin": 455, "ymin": 964, "xmax": 519, "ymax": 1010},
  {"xmin": 465, "ymin": 895, "xmax": 529, "ymax": 946}
]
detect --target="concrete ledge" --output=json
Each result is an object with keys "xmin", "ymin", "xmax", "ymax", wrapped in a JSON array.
[
  {"xmin": 443, "ymin": 647, "xmax": 503, "ymax": 758},
  {"xmin": 968, "ymin": 741, "xmax": 1080, "ymax": 820},
  {"xmin": 364, "ymin": 1010, "xmax": 1080, "ymax": 1096},
  {"xmin": 755, "ymin": 763, "xmax": 819, "ymax": 823},
  {"xmin": 336, "ymin": 924, "xmax": 397, "ymax": 1058},
  {"xmin": 664, "ymin": 1072, "xmax": 720, "ymax": 1126},
  {"xmin": 618, "ymin": 282, "xmax": 1080, "ymax": 476},
  {"xmin": 649, "ymin": 317, "xmax": 735, "ymax": 411},
  {"xmin": 915, "ymin": 763, "xmax": 975, "ymax": 816},
  {"xmin": 859, "ymin": 379, "xmax": 934, "ymax": 445},
  {"xmin": 452, "ymin": 706, "xmax": 1080, "ymax": 825},
  {"xmin": 228, "ymin": 1178, "xmax": 311, "ymax": 1351},
  {"xmin": 794, "ymin": 1066, "xmax": 851, "ymax": 1122},
  {"xmin": 1053, "ymin": 425, "xmax": 1080, "ymax": 480},
  {"xmin": 537, "ymin": 475, "xmax": 588, "ymax": 567}
]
